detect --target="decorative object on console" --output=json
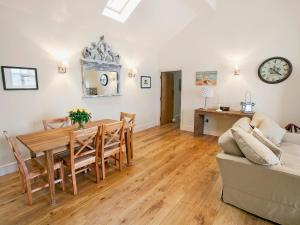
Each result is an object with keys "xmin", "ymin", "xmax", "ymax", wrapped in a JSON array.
[
  {"xmin": 68, "ymin": 108, "xmax": 92, "ymax": 129},
  {"xmin": 1, "ymin": 66, "xmax": 38, "ymax": 90},
  {"xmin": 240, "ymin": 91, "xmax": 255, "ymax": 113},
  {"xmin": 81, "ymin": 36, "xmax": 121, "ymax": 97},
  {"xmin": 220, "ymin": 106, "xmax": 230, "ymax": 111},
  {"xmin": 196, "ymin": 71, "xmax": 217, "ymax": 86},
  {"xmin": 128, "ymin": 68, "xmax": 137, "ymax": 78},
  {"xmin": 199, "ymin": 86, "xmax": 214, "ymax": 109},
  {"xmin": 258, "ymin": 56, "xmax": 292, "ymax": 84},
  {"xmin": 141, "ymin": 76, "xmax": 151, "ymax": 88},
  {"xmin": 285, "ymin": 123, "xmax": 300, "ymax": 133}
]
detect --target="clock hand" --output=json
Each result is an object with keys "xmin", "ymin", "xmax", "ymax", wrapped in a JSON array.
[{"xmin": 271, "ymin": 67, "xmax": 283, "ymax": 76}]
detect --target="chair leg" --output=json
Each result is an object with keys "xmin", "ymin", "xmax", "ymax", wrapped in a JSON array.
[
  {"xmin": 130, "ymin": 135, "xmax": 133, "ymax": 160},
  {"xmin": 25, "ymin": 179, "xmax": 33, "ymax": 205},
  {"xmin": 71, "ymin": 169, "xmax": 78, "ymax": 195},
  {"xmin": 114, "ymin": 154, "xmax": 117, "ymax": 166},
  {"xmin": 95, "ymin": 162, "xmax": 100, "ymax": 183},
  {"xmin": 101, "ymin": 157, "xmax": 106, "ymax": 180},
  {"xmin": 59, "ymin": 163, "xmax": 65, "ymax": 191},
  {"xmin": 18, "ymin": 172, "xmax": 26, "ymax": 194},
  {"xmin": 119, "ymin": 151, "xmax": 123, "ymax": 171}
]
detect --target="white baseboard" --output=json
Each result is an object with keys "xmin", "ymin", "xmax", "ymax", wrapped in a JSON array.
[
  {"xmin": 135, "ymin": 121, "xmax": 159, "ymax": 132},
  {"xmin": 0, "ymin": 161, "xmax": 18, "ymax": 176},
  {"xmin": 0, "ymin": 121, "xmax": 160, "ymax": 177}
]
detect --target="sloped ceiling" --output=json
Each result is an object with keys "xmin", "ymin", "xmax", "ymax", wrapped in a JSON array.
[{"xmin": 0, "ymin": 0, "xmax": 216, "ymax": 49}]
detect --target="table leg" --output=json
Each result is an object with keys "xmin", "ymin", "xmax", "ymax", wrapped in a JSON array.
[
  {"xmin": 125, "ymin": 132, "xmax": 132, "ymax": 166},
  {"xmin": 29, "ymin": 150, "xmax": 36, "ymax": 158},
  {"xmin": 194, "ymin": 112, "xmax": 205, "ymax": 137},
  {"xmin": 45, "ymin": 150, "xmax": 56, "ymax": 205}
]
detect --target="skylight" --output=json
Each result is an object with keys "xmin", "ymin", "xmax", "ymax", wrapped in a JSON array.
[{"xmin": 102, "ymin": 0, "xmax": 142, "ymax": 23}]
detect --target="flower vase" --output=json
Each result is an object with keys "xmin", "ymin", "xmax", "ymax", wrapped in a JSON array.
[{"xmin": 78, "ymin": 121, "xmax": 85, "ymax": 129}]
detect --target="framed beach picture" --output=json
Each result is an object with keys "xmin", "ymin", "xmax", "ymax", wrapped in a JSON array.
[
  {"xmin": 1, "ymin": 66, "xmax": 38, "ymax": 90},
  {"xmin": 141, "ymin": 76, "xmax": 151, "ymax": 88},
  {"xmin": 196, "ymin": 71, "xmax": 217, "ymax": 86}
]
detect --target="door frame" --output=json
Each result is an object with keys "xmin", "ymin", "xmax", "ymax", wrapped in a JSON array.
[{"xmin": 160, "ymin": 70, "xmax": 182, "ymax": 127}]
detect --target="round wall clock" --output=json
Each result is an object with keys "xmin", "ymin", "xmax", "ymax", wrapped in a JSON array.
[
  {"xmin": 258, "ymin": 57, "xmax": 292, "ymax": 84},
  {"xmin": 100, "ymin": 74, "xmax": 108, "ymax": 86}
]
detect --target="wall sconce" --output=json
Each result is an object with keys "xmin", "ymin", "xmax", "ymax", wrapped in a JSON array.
[
  {"xmin": 128, "ymin": 68, "xmax": 137, "ymax": 78},
  {"xmin": 234, "ymin": 65, "xmax": 240, "ymax": 75},
  {"xmin": 58, "ymin": 62, "xmax": 67, "ymax": 73}
]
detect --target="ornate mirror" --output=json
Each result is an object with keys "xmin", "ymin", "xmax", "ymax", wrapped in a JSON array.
[{"xmin": 81, "ymin": 36, "xmax": 121, "ymax": 97}]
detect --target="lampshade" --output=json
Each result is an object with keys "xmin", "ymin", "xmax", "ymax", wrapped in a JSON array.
[{"xmin": 199, "ymin": 86, "xmax": 214, "ymax": 98}]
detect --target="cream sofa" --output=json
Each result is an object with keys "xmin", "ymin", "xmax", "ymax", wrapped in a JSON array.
[{"xmin": 217, "ymin": 117, "xmax": 300, "ymax": 225}]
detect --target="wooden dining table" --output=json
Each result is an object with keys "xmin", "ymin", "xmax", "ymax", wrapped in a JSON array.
[{"xmin": 17, "ymin": 119, "xmax": 132, "ymax": 205}]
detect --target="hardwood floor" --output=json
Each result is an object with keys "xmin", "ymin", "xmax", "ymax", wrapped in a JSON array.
[{"xmin": 0, "ymin": 124, "xmax": 274, "ymax": 225}]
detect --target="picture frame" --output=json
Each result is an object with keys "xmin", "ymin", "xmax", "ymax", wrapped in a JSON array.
[
  {"xmin": 1, "ymin": 66, "xmax": 38, "ymax": 90},
  {"xmin": 141, "ymin": 76, "xmax": 151, "ymax": 88},
  {"xmin": 196, "ymin": 71, "xmax": 217, "ymax": 86}
]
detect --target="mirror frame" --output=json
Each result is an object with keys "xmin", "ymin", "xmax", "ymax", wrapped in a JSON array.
[{"xmin": 81, "ymin": 60, "xmax": 121, "ymax": 98}]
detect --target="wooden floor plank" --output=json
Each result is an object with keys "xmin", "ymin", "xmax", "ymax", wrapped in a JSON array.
[{"xmin": 0, "ymin": 124, "xmax": 275, "ymax": 225}]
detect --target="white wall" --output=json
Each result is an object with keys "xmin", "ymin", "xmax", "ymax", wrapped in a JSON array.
[
  {"xmin": 0, "ymin": 4, "xmax": 161, "ymax": 175},
  {"xmin": 159, "ymin": 0, "xmax": 300, "ymax": 136}
]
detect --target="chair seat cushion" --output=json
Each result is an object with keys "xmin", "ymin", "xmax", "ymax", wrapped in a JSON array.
[
  {"xmin": 35, "ymin": 155, "xmax": 63, "ymax": 171},
  {"xmin": 25, "ymin": 158, "xmax": 47, "ymax": 179},
  {"xmin": 62, "ymin": 154, "xmax": 96, "ymax": 169}
]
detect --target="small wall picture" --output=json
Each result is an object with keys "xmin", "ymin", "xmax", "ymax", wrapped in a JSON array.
[
  {"xmin": 196, "ymin": 71, "xmax": 217, "ymax": 86},
  {"xmin": 141, "ymin": 76, "xmax": 151, "ymax": 88},
  {"xmin": 1, "ymin": 66, "xmax": 38, "ymax": 90}
]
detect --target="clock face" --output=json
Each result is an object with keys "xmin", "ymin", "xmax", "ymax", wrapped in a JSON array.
[
  {"xmin": 100, "ymin": 74, "xmax": 108, "ymax": 86},
  {"xmin": 258, "ymin": 57, "xmax": 292, "ymax": 84}
]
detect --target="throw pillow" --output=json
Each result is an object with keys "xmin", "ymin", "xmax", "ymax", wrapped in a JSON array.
[
  {"xmin": 233, "ymin": 117, "xmax": 253, "ymax": 133},
  {"xmin": 231, "ymin": 127, "xmax": 280, "ymax": 165},
  {"xmin": 250, "ymin": 112, "xmax": 268, "ymax": 128},
  {"xmin": 258, "ymin": 118, "xmax": 286, "ymax": 146},
  {"xmin": 218, "ymin": 129, "xmax": 244, "ymax": 157},
  {"xmin": 252, "ymin": 128, "xmax": 282, "ymax": 159}
]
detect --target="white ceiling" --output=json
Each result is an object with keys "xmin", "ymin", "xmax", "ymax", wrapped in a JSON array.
[{"xmin": 0, "ymin": 0, "xmax": 215, "ymax": 49}]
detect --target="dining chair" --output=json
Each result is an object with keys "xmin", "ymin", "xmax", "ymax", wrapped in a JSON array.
[
  {"xmin": 42, "ymin": 117, "xmax": 70, "ymax": 160},
  {"xmin": 2, "ymin": 131, "xmax": 65, "ymax": 205},
  {"xmin": 120, "ymin": 112, "xmax": 136, "ymax": 164},
  {"xmin": 62, "ymin": 126, "xmax": 100, "ymax": 195},
  {"xmin": 99, "ymin": 121, "xmax": 124, "ymax": 179},
  {"xmin": 42, "ymin": 117, "xmax": 69, "ymax": 130}
]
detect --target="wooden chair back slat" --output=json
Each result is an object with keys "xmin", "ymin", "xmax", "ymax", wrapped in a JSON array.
[
  {"xmin": 70, "ymin": 126, "xmax": 99, "ymax": 161},
  {"xmin": 3, "ymin": 131, "xmax": 29, "ymax": 178},
  {"xmin": 43, "ymin": 117, "xmax": 69, "ymax": 130},
  {"xmin": 120, "ymin": 112, "xmax": 136, "ymax": 131},
  {"xmin": 101, "ymin": 121, "xmax": 124, "ymax": 150}
]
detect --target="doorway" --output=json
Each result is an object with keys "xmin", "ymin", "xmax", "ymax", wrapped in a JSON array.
[{"xmin": 160, "ymin": 71, "xmax": 182, "ymax": 127}]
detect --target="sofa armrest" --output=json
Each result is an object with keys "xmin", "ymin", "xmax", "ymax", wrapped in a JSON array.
[{"xmin": 282, "ymin": 132, "xmax": 300, "ymax": 145}]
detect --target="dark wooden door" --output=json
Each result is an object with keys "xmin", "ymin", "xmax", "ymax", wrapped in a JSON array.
[{"xmin": 161, "ymin": 72, "xmax": 174, "ymax": 125}]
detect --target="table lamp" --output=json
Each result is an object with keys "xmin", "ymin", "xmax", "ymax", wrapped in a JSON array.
[{"xmin": 200, "ymin": 86, "xmax": 214, "ymax": 109}]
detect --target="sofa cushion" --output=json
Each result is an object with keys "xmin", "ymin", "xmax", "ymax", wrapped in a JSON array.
[
  {"xmin": 233, "ymin": 117, "xmax": 252, "ymax": 133},
  {"xmin": 218, "ymin": 129, "xmax": 244, "ymax": 157},
  {"xmin": 252, "ymin": 128, "xmax": 281, "ymax": 159},
  {"xmin": 258, "ymin": 118, "xmax": 286, "ymax": 146},
  {"xmin": 231, "ymin": 127, "xmax": 280, "ymax": 165},
  {"xmin": 280, "ymin": 142, "xmax": 300, "ymax": 171},
  {"xmin": 250, "ymin": 112, "xmax": 268, "ymax": 127}
]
